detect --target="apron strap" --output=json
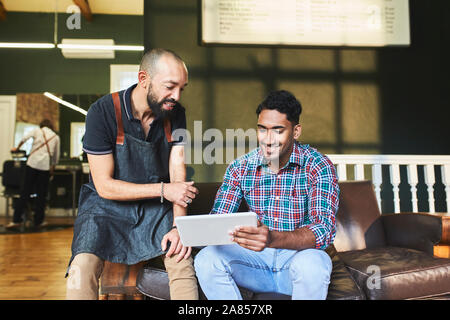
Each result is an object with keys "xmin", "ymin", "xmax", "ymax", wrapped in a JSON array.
[
  {"xmin": 112, "ymin": 92, "xmax": 125, "ymax": 145},
  {"xmin": 111, "ymin": 90, "xmax": 172, "ymax": 144},
  {"xmin": 163, "ymin": 118, "xmax": 173, "ymax": 143}
]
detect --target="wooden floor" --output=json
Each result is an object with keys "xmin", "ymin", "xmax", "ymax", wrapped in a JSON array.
[
  {"xmin": 0, "ymin": 217, "xmax": 74, "ymax": 300},
  {"xmin": 0, "ymin": 216, "xmax": 448, "ymax": 301}
]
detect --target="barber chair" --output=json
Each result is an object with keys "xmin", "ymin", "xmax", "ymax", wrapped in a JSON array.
[{"xmin": 1, "ymin": 153, "xmax": 37, "ymax": 230}]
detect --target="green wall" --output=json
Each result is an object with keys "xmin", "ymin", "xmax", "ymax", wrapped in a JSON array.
[
  {"xmin": 144, "ymin": 0, "xmax": 384, "ymax": 183},
  {"xmin": 0, "ymin": 12, "xmax": 143, "ymax": 158},
  {"xmin": 0, "ymin": 12, "xmax": 143, "ymax": 94}
]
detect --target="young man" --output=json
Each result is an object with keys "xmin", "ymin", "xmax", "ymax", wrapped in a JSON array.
[
  {"xmin": 194, "ymin": 90, "xmax": 339, "ymax": 300},
  {"xmin": 66, "ymin": 49, "xmax": 199, "ymax": 300},
  {"xmin": 8, "ymin": 119, "xmax": 60, "ymax": 228}
]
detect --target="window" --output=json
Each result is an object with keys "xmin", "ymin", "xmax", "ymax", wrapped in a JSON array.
[
  {"xmin": 14, "ymin": 122, "xmax": 39, "ymax": 155},
  {"xmin": 110, "ymin": 64, "xmax": 140, "ymax": 93},
  {"xmin": 70, "ymin": 122, "xmax": 86, "ymax": 159}
]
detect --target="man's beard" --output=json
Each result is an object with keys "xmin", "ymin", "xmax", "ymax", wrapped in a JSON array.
[{"xmin": 147, "ymin": 90, "xmax": 178, "ymax": 120}]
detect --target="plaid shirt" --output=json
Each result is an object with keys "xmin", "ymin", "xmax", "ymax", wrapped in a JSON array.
[{"xmin": 211, "ymin": 142, "xmax": 339, "ymax": 250}]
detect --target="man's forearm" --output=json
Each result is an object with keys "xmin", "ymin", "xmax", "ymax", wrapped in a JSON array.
[
  {"xmin": 96, "ymin": 178, "xmax": 162, "ymax": 201},
  {"xmin": 13, "ymin": 140, "xmax": 25, "ymax": 150},
  {"xmin": 88, "ymin": 152, "xmax": 167, "ymax": 202},
  {"xmin": 169, "ymin": 147, "xmax": 188, "ymax": 225},
  {"xmin": 268, "ymin": 227, "xmax": 316, "ymax": 251}
]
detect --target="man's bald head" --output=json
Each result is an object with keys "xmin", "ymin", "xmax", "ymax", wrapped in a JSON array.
[{"xmin": 139, "ymin": 48, "xmax": 185, "ymax": 77}]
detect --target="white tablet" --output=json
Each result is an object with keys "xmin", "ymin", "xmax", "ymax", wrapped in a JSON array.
[{"xmin": 175, "ymin": 212, "xmax": 258, "ymax": 247}]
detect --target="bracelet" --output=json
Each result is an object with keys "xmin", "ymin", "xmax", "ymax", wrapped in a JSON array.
[
  {"xmin": 160, "ymin": 182, "xmax": 164, "ymax": 203},
  {"xmin": 170, "ymin": 225, "xmax": 177, "ymax": 230}
]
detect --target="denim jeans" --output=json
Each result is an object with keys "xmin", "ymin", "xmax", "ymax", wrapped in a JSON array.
[
  {"xmin": 194, "ymin": 244, "xmax": 332, "ymax": 300},
  {"xmin": 13, "ymin": 165, "xmax": 49, "ymax": 225}
]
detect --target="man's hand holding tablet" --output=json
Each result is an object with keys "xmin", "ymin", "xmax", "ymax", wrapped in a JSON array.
[{"xmin": 229, "ymin": 220, "xmax": 271, "ymax": 252}]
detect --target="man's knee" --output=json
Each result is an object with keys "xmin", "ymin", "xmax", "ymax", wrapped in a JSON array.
[
  {"xmin": 164, "ymin": 254, "xmax": 196, "ymax": 279},
  {"xmin": 66, "ymin": 253, "xmax": 104, "ymax": 299},
  {"xmin": 289, "ymin": 249, "xmax": 332, "ymax": 281},
  {"xmin": 70, "ymin": 253, "xmax": 104, "ymax": 278}
]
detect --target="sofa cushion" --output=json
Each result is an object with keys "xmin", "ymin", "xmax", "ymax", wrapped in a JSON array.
[
  {"xmin": 338, "ymin": 247, "xmax": 450, "ymax": 300},
  {"xmin": 136, "ymin": 266, "xmax": 170, "ymax": 300},
  {"xmin": 326, "ymin": 254, "xmax": 366, "ymax": 300}
]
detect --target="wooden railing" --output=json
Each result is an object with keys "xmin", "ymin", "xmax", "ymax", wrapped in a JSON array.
[{"xmin": 327, "ymin": 155, "xmax": 450, "ymax": 214}]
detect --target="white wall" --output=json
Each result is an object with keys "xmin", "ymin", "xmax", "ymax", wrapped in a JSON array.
[{"xmin": 0, "ymin": 96, "xmax": 17, "ymax": 216}]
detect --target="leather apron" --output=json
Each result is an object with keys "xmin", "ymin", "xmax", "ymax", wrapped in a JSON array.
[{"xmin": 69, "ymin": 91, "xmax": 174, "ymax": 266}]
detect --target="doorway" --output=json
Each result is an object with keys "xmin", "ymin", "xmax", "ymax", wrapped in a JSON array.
[{"xmin": 0, "ymin": 96, "xmax": 17, "ymax": 216}]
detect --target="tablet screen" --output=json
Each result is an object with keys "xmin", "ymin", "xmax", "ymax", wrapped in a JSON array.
[{"xmin": 175, "ymin": 212, "xmax": 258, "ymax": 247}]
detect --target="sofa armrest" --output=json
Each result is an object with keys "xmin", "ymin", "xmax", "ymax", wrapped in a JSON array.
[{"xmin": 380, "ymin": 212, "xmax": 448, "ymax": 255}]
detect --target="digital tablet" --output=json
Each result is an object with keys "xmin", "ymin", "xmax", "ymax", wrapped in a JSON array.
[{"xmin": 175, "ymin": 212, "xmax": 258, "ymax": 247}]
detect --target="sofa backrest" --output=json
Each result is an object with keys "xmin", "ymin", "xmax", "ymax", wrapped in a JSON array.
[{"xmin": 333, "ymin": 180, "xmax": 387, "ymax": 252}]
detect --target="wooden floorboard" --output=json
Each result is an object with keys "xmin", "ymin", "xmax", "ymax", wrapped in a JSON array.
[
  {"xmin": 0, "ymin": 217, "xmax": 74, "ymax": 300},
  {"xmin": 1, "ymin": 216, "xmax": 448, "ymax": 300}
]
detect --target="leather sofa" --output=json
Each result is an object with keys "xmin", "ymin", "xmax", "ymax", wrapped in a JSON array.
[{"xmin": 136, "ymin": 180, "xmax": 450, "ymax": 300}]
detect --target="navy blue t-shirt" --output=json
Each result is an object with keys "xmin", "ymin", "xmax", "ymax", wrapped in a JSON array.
[{"xmin": 83, "ymin": 84, "xmax": 186, "ymax": 155}]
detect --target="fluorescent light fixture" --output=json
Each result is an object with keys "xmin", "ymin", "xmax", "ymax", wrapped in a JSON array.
[
  {"xmin": 58, "ymin": 39, "xmax": 144, "ymax": 59},
  {"xmin": 57, "ymin": 43, "xmax": 144, "ymax": 51},
  {"xmin": 44, "ymin": 92, "xmax": 87, "ymax": 116},
  {"xmin": 0, "ymin": 42, "xmax": 55, "ymax": 49},
  {"xmin": 0, "ymin": 42, "xmax": 143, "ymax": 51}
]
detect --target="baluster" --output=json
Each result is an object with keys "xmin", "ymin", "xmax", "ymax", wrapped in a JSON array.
[
  {"xmin": 441, "ymin": 164, "xmax": 450, "ymax": 212},
  {"xmin": 336, "ymin": 163, "xmax": 347, "ymax": 181},
  {"xmin": 372, "ymin": 164, "xmax": 382, "ymax": 211},
  {"xmin": 389, "ymin": 164, "xmax": 401, "ymax": 213},
  {"xmin": 424, "ymin": 164, "xmax": 436, "ymax": 213},
  {"xmin": 406, "ymin": 164, "xmax": 419, "ymax": 212},
  {"xmin": 354, "ymin": 163, "xmax": 364, "ymax": 180}
]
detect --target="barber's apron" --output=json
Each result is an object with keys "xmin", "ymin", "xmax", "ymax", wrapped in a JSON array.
[{"xmin": 69, "ymin": 91, "xmax": 174, "ymax": 266}]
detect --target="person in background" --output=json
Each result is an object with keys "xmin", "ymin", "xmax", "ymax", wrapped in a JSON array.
[
  {"xmin": 194, "ymin": 90, "xmax": 339, "ymax": 300},
  {"xmin": 8, "ymin": 119, "xmax": 60, "ymax": 228}
]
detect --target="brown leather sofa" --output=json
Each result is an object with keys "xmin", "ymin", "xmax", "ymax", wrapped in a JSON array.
[{"xmin": 136, "ymin": 181, "xmax": 450, "ymax": 300}]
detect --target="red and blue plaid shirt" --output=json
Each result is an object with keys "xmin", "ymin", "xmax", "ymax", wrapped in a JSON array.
[{"xmin": 211, "ymin": 142, "xmax": 339, "ymax": 250}]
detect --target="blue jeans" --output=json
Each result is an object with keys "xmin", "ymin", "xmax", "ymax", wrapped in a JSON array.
[{"xmin": 194, "ymin": 244, "xmax": 332, "ymax": 300}]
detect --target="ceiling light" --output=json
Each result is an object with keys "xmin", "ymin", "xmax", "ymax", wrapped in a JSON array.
[
  {"xmin": 57, "ymin": 43, "xmax": 144, "ymax": 51},
  {"xmin": 58, "ymin": 39, "xmax": 144, "ymax": 59},
  {"xmin": 0, "ymin": 42, "xmax": 55, "ymax": 49},
  {"xmin": 44, "ymin": 92, "xmax": 87, "ymax": 116}
]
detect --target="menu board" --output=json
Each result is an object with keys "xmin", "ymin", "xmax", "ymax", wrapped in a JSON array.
[{"xmin": 201, "ymin": 0, "xmax": 410, "ymax": 47}]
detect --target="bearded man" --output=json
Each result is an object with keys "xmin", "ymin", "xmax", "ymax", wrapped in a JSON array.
[{"xmin": 66, "ymin": 49, "xmax": 199, "ymax": 300}]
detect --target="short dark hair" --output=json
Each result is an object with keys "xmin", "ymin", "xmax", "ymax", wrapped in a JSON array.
[
  {"xmin": 256, "ymin": 90, "xmax": 302, "ymax": 124},
  {"xmin": 39, "ymin": 119, "xmax": 54, "ymax": 130}
]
